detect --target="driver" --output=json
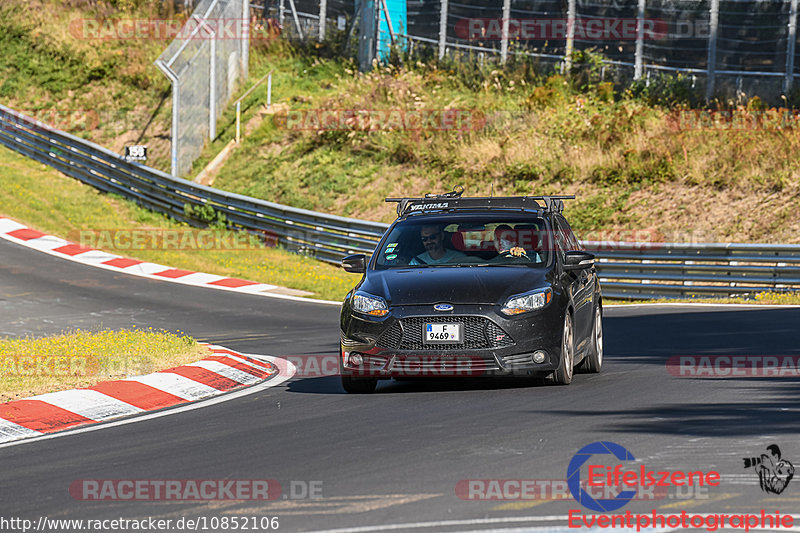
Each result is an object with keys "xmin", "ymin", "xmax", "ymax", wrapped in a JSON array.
[{"xmin": 410, "ymin": 225, "xmax": 467, "ymax": 265}]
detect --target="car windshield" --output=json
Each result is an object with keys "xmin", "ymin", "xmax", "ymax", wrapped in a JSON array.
[{"xmin": 374, "ymin": 216, "xmax": 550, "ymax": 269}]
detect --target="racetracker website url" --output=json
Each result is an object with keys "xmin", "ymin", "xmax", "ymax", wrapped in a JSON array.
[
  {"xmin": 569, "ymin": 509, "xmax": 793, "ymax": 532},
  {"xmin": 0, "ymin": 516, "xmax": 280, "ymax": 532}
]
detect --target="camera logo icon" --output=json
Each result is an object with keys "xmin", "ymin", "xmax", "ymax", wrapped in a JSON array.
[{"xmin": 743, "ymin": 444, "xmax": 794, "ymax": 495}]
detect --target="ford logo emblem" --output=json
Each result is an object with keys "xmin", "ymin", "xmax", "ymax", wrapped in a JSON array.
[{"xmin": 434, "ymin": 303, "xmax": 454, "ymax": 312}]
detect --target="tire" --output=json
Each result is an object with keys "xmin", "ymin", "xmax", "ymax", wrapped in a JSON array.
[
  {"xmin": 580, "ymin": 306, "xmax": 603, "ymax": 373},
  {"xmin": 341, "ymin": 376, "xmax": 378, "ymax": 394},
  {"xmin": 552, "ymin": 312, "xmax": 575, "ymax": 385}
]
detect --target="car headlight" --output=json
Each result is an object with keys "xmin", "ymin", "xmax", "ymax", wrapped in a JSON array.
[
  {"xmin": 353, "ymin": 293, "xmax": 389, "ymax": 317},
  {"xmin": 501, "ymin": 288, "xmax": 552, "ymax": 315}
]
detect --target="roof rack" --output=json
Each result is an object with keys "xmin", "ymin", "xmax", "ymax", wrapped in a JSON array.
[{"xmin": 385, "ymin": 191, "xmax": 576, "ymax": 217}]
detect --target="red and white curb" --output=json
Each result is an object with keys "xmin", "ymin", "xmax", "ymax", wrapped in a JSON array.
[
  {"xmin": 0, "ymin": 217, "xmax": 339, "ymax": 305},
  {"xmin": 0, "ymin": 344, "xmax": 294, "ymax": 444}
]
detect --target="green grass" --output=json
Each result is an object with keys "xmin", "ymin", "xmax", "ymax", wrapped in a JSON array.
[
  {"xmin": 196, "ymin": 45, "xmax": 800, "ymax": 245},
  {"xmin": 0, "ymin": 145, "xmax": 357, "ymax": 301},
  {"xmin": 0, "ymin": 328, "xmax": 210, "ymax": 402},
  {"xmin": 607, "ymin": 291, "xmax": 800, "ymax": 306}
]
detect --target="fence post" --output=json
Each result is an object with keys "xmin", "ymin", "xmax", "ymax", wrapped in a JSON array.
[
  {"xmin": 501, "ymin": 0, "xmax": 511, "ymax": 64},
  {"xmin": 287, "ymin": 0, "xmax": 304, "ymax": 40},
  {"xmin": 634, "ymin": 0, "xmax": 645, "ymax": 79},
  {"xmin": 564, "ymin": 0, "xmax": 576, "ymax": 71},
  {"xmin": 319, "ymin": 0, "xmax": 327, "ymax": 41},
  {"xmin": 358, "ymin": 0, "xmax": 377, "ymax": 71},
  {"xmin": 786, "ymin": 0, "xmax": 798, "ymax": 93},
  {"xmin": 279, "ymin": 0, "xmax": 285, "ymax": 27},
  {"xmin": 241, "ymin": 0, "xmax": 249, "ymax": 81},
  {"xmin": 706, "ymin": 0, "xmax": 719, "ymax": 101},
  {"xmin": 209, "ymin": 31, "xmax": 217, "ymax": 141},
  {"xmin": 438, "ymin": 0, "xmax": 448, "ymax": 60}
]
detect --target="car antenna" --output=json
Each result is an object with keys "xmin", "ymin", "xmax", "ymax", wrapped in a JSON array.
[{"xmin": 490, "ymin": 183, "xmax": 494, "ymax": 197}]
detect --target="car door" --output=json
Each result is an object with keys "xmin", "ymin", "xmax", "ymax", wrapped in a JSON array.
[{"xmin": 555, "ymin": 216, "xmax": 593, "ymax": 349}]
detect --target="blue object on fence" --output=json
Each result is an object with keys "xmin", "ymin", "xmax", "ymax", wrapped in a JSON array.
[{"xmin": 377, "ymin": 0, "xmax": 407, "ymax": 61}]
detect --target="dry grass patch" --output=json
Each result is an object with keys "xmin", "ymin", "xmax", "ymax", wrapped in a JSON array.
[{"xmin": 0, "ymin": 328, "xmax": 210, "ymax": 402}]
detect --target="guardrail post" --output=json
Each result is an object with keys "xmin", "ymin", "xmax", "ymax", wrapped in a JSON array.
[
  {"xmin": 706, "ymin": 0, "xmax": 719, "ymax": 101},
  {"xmin": 267, "ymin": 72, "xmax": 273, "ymax": 110},
  {"xmin": 634, "ymin": 0, "xmax": 646, "ymax": 79},
  {"xmin": 500, "ymin": 0, "xmax": 511, "ymax": 64},
  {"xmin": 236, "ymin": 101, "xmax": 241, "ymax": 143},
  {"xmin": 438, "ymin": 0, "xmax": 448, "ymax": 60},
  {"xmin": 786, "ymin": 0, "xmax": 798, "ymax": 93}
]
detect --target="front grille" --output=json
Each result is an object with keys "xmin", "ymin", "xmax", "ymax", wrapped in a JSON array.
[
  {"xmin": 390, "ymin": 355, "xmax": 500, "ymax": 373},
  {"xmin": 378, "ymin": 316, "xmax": 515, "ymax": 351},
  {"xmin": 376, "ymin": 322, "xmax": 403, "ymax": 349}
]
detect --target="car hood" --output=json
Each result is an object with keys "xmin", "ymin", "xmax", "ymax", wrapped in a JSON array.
[{"xmin": 361, "ymin": 267, "xmax": 550, "ymax": 306}]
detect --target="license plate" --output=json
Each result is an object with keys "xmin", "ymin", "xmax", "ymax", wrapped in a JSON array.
[{"xmin": 424, "ymin": 323, "xmax": 463, "ymax": 344}]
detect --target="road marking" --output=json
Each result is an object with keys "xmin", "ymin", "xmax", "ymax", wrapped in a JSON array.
[
  {"xmin": 492, "ymin": 500, "xmax": 553, "ymax": 511},
  {"xmin": 659, "ymin": 493, "xmax": 740, "ymax": 509},
  {"xmin": 0, "ymin": 354, "xmax": 295, "ymax": 449}
]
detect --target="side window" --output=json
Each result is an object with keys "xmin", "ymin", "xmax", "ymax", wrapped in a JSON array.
[
  {"xmin": 552, "ymin": 218, "xmax": 568, "ymax": 262},
  {"xmin": 557, "ymin": 215, "xmax": 582, "ymax": 251}
]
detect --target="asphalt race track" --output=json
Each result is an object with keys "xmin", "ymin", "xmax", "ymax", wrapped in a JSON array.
[{"xmin": 1, "ymin": 235, "xmax": 800, "ymax": 532}]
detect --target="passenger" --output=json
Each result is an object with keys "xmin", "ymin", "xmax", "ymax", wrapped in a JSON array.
[{"xmin": 410, "ymin": 225, "xmax": 467, "ymax": 265}]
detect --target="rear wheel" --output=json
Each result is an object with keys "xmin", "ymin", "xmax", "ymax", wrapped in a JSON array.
[
  {"xmin": 341, "ymin": 376, "xmax": 378, "ymax": 394},
  {"xmin": 552, "ymin": 312, "xmax": 574, "ymax": 385},
  {"xmin": 580, "ymin": 306, "xmax": 603, "ymax": 373}
]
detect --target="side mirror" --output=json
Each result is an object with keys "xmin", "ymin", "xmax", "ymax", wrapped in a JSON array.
[
  {"xmin": 563, "ymin": 250, "xmax": 595, "ymax": 270},
  {"xmin": 342, "ymin": 254, "xmax": 367, "ymax": 274}
]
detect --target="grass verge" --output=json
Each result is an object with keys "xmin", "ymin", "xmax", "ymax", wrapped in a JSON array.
[
  {"xmin": 0, "ymin": 328, "xmax": 211, "ymax": 402},
  {"xmin": 0, "ymin": 145, "xmax": 357, "ymax": 301},
  {"xmin": 606, "ymin": 291, "xmax": 800, "ymax": 306}
]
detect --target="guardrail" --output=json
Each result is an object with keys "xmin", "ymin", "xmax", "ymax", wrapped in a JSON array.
[
  {"xmin": 1, "ymin": 104, "xmax": 799, "ymax": 300},
  {"xmin": 0, "ymin": 105, "xmax": 388, "ymax": 264},
  {"xmin": 585, "ymin": 241, "xmax": 800, "ymax": 300}
]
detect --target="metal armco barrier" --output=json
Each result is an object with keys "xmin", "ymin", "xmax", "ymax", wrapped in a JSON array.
[
  {"xmin": 585, "ymin": 241, "xmax": 800, "ymax": 300},
  {"xmin": 2, "ymin": 104, "xmax": 799, "ymax": 300},
  {"xmin": 0, "ymin": 105, "xmax": 388, "ymax": 264}
]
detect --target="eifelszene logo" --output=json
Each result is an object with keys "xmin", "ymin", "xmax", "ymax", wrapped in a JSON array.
[
  {"xmin": 743, "ymin": 444, "xmax": 794, "ymax": 495},
  {"xmin": 567, "ymin": 441, "xmax": 721, "ymax": 512}
]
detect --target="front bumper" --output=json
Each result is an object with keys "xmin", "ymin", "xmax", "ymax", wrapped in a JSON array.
[{"xmin": 340, "ymin": 304, "xmax": 563, "ymax": 378}]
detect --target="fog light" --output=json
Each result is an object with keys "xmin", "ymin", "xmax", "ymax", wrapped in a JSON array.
[
  {"xmin": 349, "ymin": 353, "xmax": 364, "ymax": 366},
  {"xmin": 532, "ymin": 350, "xmax": 547, "ymax": 364}
]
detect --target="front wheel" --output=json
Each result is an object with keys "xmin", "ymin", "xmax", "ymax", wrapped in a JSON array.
[
  {"xmin": 552, "ymin": 312, "xmax": 575, "ymax": 385},
  {"xmin": 341, "ymin": 376, "xmax": 378, "ymax": 394},
  {"xmin": 580, "ymin": 306, "xmax": 603, "ymax": 373}
]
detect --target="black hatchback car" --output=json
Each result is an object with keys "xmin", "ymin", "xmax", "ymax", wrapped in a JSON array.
[{"xmin": 339, "ymin": 192, "xmax": 603, "ymax": 393}]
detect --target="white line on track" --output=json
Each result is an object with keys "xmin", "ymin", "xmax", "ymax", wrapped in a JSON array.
[
  {"xmin": 0, "ymin": 354, "xmax": 296, "ymax": 450},
  {"xmin": 301, "ymin": 514, "xmax": 800, "ymax": 533}
]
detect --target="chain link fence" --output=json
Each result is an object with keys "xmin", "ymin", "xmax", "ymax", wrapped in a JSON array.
[
  {"xmin": 155, "ymin": 0, "xmax": 250, "ymax": 178},
  {"xmin": 262, "ymin": 0, "xmax": 800, "ymax": 103}
]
